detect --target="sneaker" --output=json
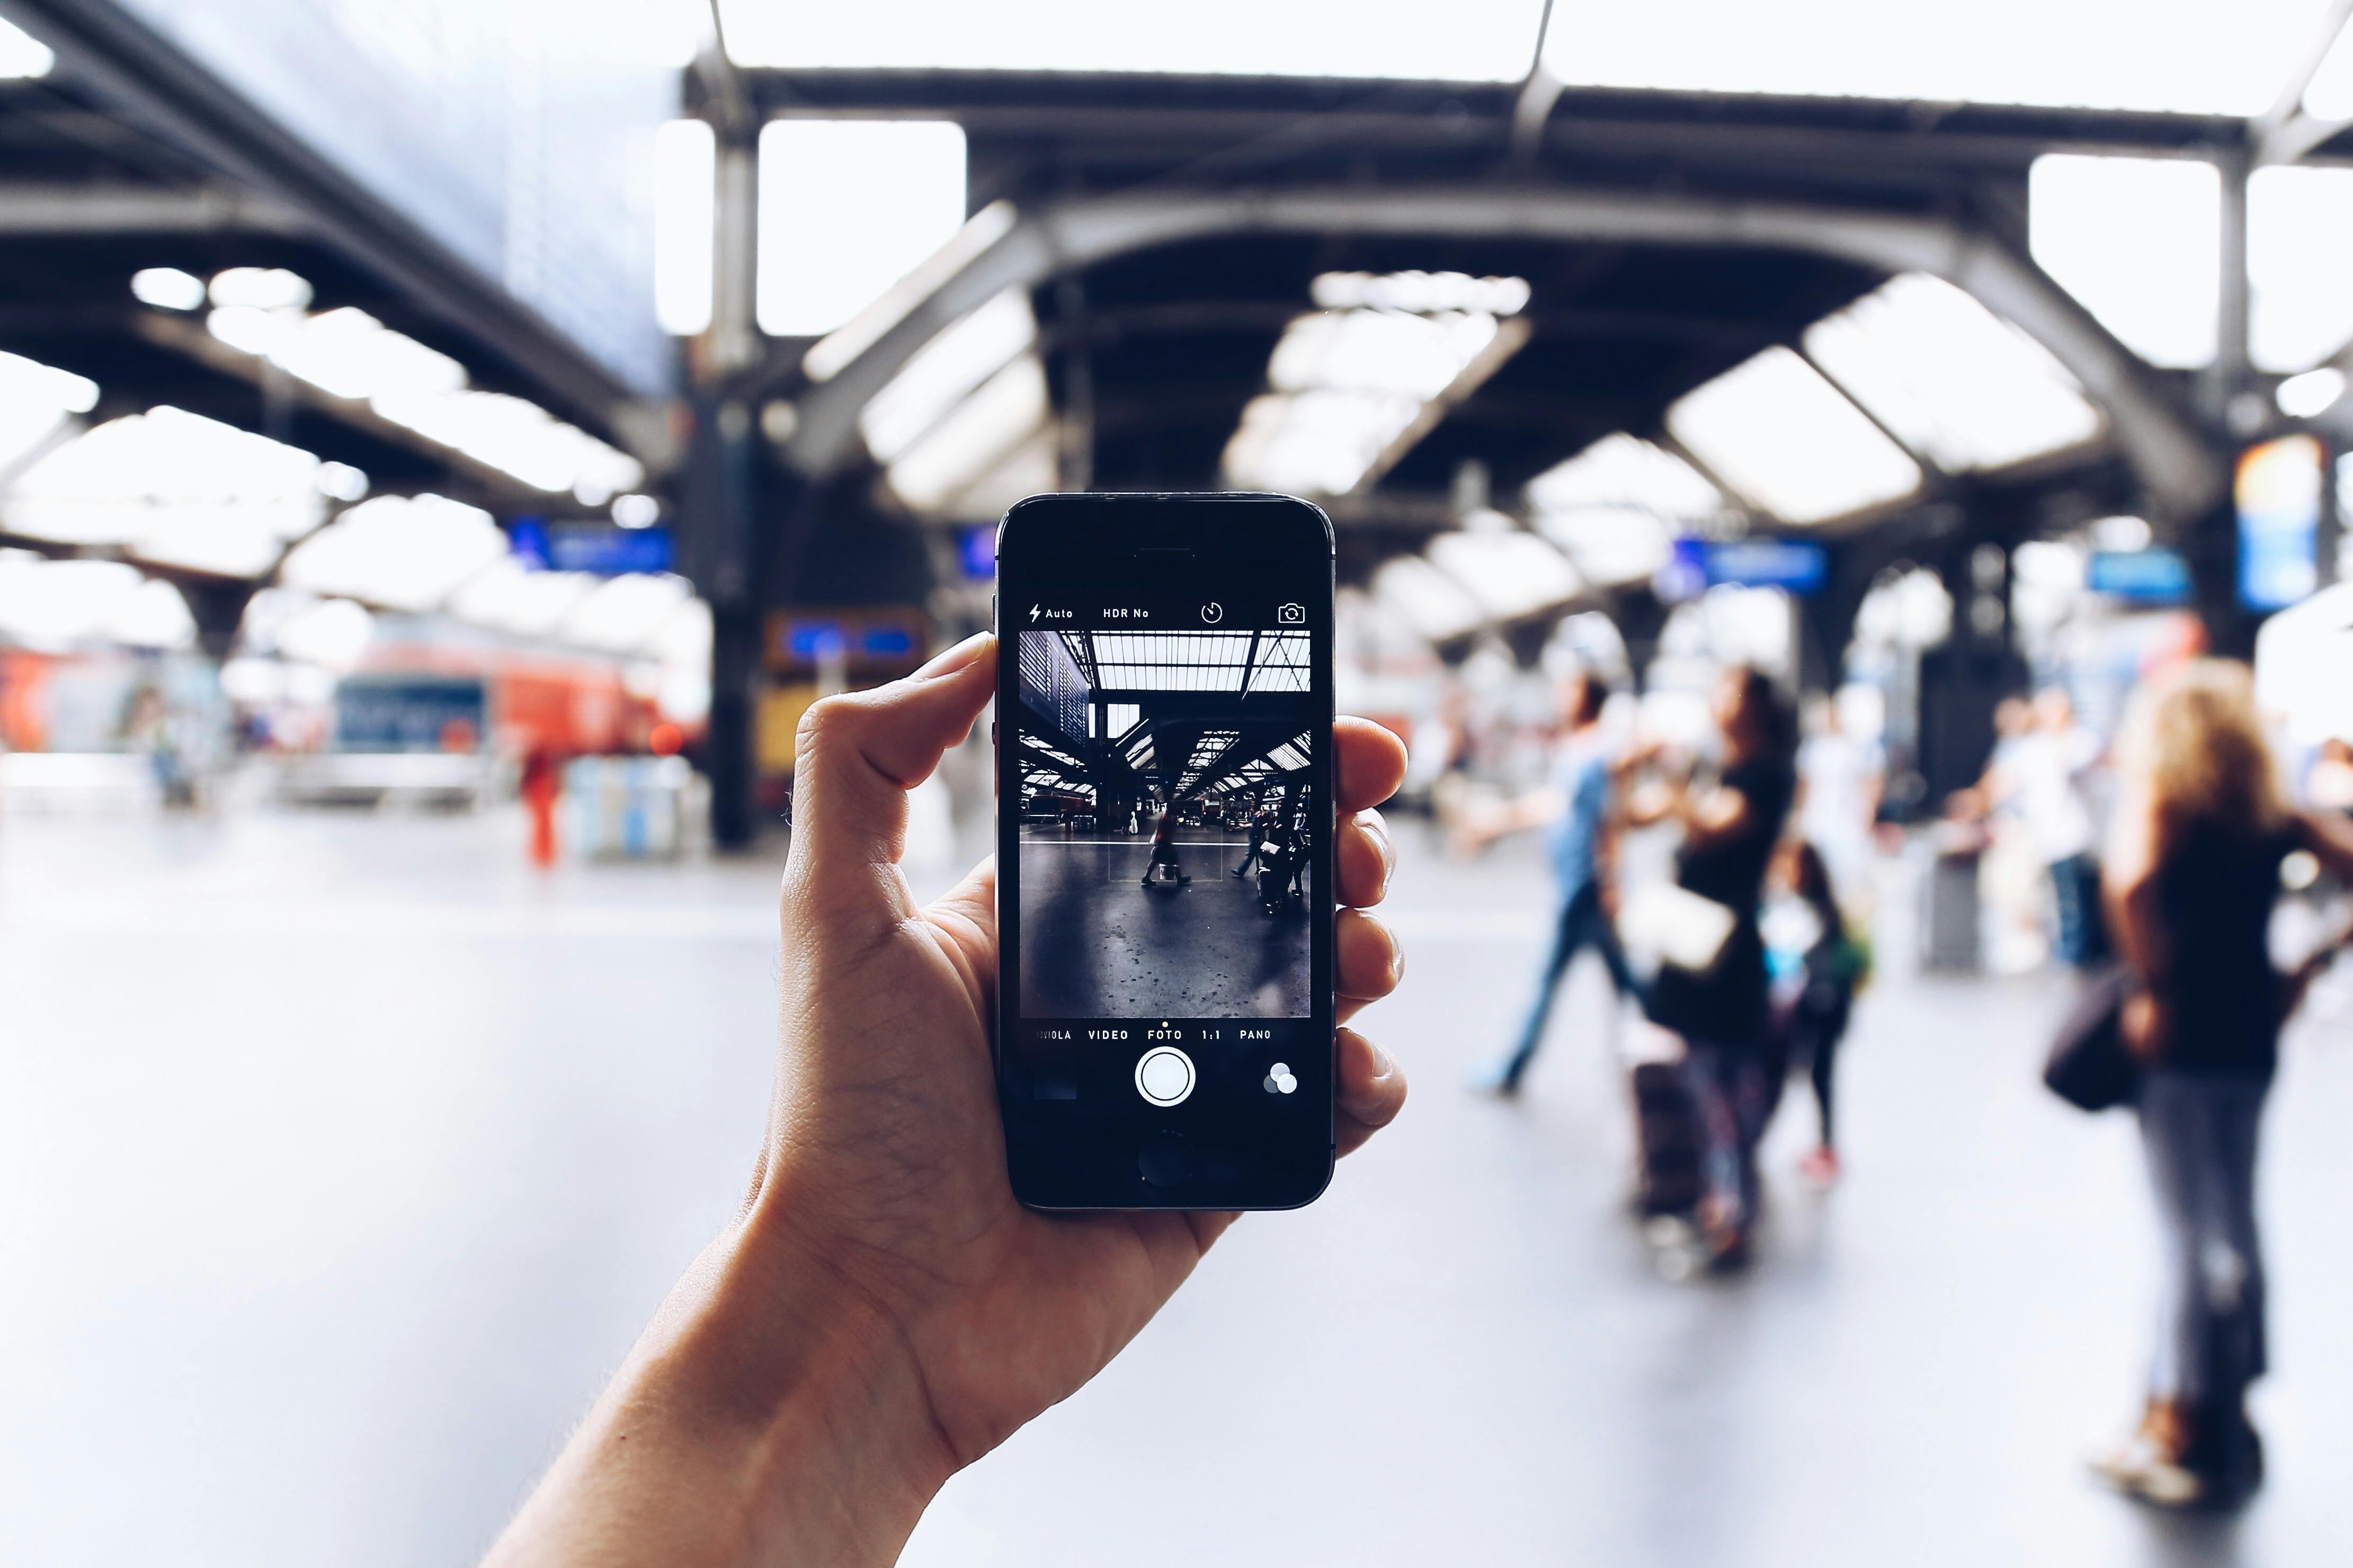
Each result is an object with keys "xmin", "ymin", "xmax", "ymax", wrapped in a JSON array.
[{"xmin": 1798, "ymin": 1146, "xmax": 1841, "ymax": 1187}]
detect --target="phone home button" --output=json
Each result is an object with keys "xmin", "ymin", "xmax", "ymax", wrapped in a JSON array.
[
  {"xmin": 1134, "ymin": 1045, "xmax": 1195, "ymax": 1107},
  {"xmin": 1138, "ymin": 1134, "xmax": 1192, "ymax": 1188}
]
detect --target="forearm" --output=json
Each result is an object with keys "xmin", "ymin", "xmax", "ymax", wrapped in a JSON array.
[{"xmin": 484, "ymin": 1215, "xmax": 947, "ymax": 1568}]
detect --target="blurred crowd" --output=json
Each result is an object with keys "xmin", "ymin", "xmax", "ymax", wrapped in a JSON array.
[{"xmin": 1425, "ymin": 644, "xmax": 2353, "ymax": 1514}]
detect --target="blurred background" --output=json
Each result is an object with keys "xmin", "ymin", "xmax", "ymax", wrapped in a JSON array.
[{"xmin": 3, "ymin": 1, "xmax": 2353, "ymax": 1563}]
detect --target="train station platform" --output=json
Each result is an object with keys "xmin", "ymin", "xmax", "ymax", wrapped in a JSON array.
[{"xmin": 2, "ymin": 809, "xmax": 2349, "ymax": 1566}]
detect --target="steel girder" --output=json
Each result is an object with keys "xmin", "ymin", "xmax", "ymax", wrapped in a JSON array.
[{"xmin": 781, "ymin": 183, "xmax": 2224, "ymax": 525}]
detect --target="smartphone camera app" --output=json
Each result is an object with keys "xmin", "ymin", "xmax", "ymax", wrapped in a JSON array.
[{"xmin": 996, "ymin": 493, "xmax": 1334, "ymax": 1211}]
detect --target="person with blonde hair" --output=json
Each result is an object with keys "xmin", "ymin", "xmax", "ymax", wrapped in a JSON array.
[{"xmin": 2092, "ymin": 659, "xmax": 2353, "ymax": 1508}]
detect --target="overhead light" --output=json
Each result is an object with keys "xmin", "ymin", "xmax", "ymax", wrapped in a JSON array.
[
  {"xmin": 2249, "ymin": 167, "xmax": 2353, "ymax": 373},
  {"xmin": 1525, "ymin": 433, "xmax": 1725, "ymax": 519},
  {"xmin": 1427, "ymin": 531, "xmax": 1583, "ymax": 621},
  {"xmin": 1803, "ymin": 273, "xmax": 2104, "ymax": 472},
  {"xmin": 0, "ymin": 349, "xmax": 100, "ymax": 472},
  {"xmin": 560, "ymin": 572, "xmax": 693, "ymax": 652},
  {"xmin": 804, "ymin": 202, "xmax": 1019, "ymax": 383},
  {"xmin": 314, "ymin": 461, "xmax": 370, "ymax": 502},
  {"xmin": 1311, "ymin": 272, "xmax": 1530, "ymax": 316},
  {"xmin": 279, "ymin": 494, "xmax": 507, "ymax": 612},
  {"xmin": 1666, "ymin": 346, "xmax": 1922, "ymax": 526},
  {"xmin": 0, "ymin": 558, "xmax": 195, "ymax": 652},
  {"xmin": 0, "ymin": 17, "xmax": 52, "ymax": 79},
  {"xmin": 197, "ymin": 294, "xmax": 640, "ymax": 500},
  {"xmin": 611, "ymin": 492, "xmax": 661, "ymax": 529},
  {"xmin": 1372, "ymin": 554, "xmax": 1486, "ymax": 642},
  {"xmin": 2277, "ymin": 366, "xmax": 2347, "ymax": 419},
  {"xmin": 209, "ymin": 267, "xmax": 313, "ymax": 311},
  {"xmin": 3, "ymin": 406, "xmax": 323, "ymax": 576},
  {"xmin": 1535, "ymin": 506, "xmax": 1675, "ymax": 587},
  {"xmin": 1541, "ymin": 3, "xmax": 2304, "ymax": 115},
  {"xmin": 446, "ymin": 559, "xmax": 600, "ymax": 638},
  {"xmin": 717, "ymin": 0, "xmax": 1539, "ymax": 80},
  {"xmin": 131, "ymin": 267, "xmax": 207, "ymax": 312},
  {"xmin": 860, "ymin": 289, "xmax": 1037, "ymax": 462},
  {"xmin": 1223, "ymin": 306, "xmax": 1525, "ymax": 495},
  {"xmin": 2030, "ymin": 154, "xmax": 2220, "ymax": 371},
  {"xmin": 757, "ymin": 121, "xmax": 967, "ymax": 338},
  {"xmin": 885, "ymin": 355, "xmax": 1049, "ymax": 513},
  {"xmin": 654, "ymin": 119, "xmax": 717, "ymax": 337},
  {"xmin": 272, "ymin": 596, "xmax": 375, "ymax": 671}
]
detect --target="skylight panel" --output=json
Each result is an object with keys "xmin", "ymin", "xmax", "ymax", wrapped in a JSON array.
[
  {"xmin": 1525, "ymin": 434, "xmax": 1726, "ymax": 520},
  {"xmin": 759, "ymin": 121, "xmax": 968, "ymax": 338},
  {"xmin": 2030, "ymin": 154, "xmax": 2220, "ymax": 371},
  {"xmin": 3, "ymin": 408, "xmax": 323, "ymax": 564},
  {"xmin": 1268, "ymin": 310, "xmax": 1500, "ymax": 400},
  {"xmin": 886, "ymin": 355, "xmax": 1049, "ymax": 514},
  {"xmin": 1535, "ymin": 506, "xmax": 1674, "ymax": 587},
  {"xmin": 1107, "ymin": 702, "xmax": 1140, "ymax": 737},
  {"xmin": 719, "ymin": 0, "xmax": 1541, "ymax": 80},
  {"xmin": 1268, "ymin": 736, "xmax": 1313, "ymax": 771},
  {"xmin": 1373, "ymin": 554, "xmax": 1485, "ymax": 642},
  {"xmin": 445, "ymin": 559, "xmax": 600, "ymax": 638},
  {"xmin": 0, "ymin": 350, "xmax": 97, "ymax": 471},
  {"xmin": 1245, "ymin": 631, "xmax": 1312, "ymax": 693},
  {"xmin": 1666, "ymin": 347, "xmax": 1923, "ymax": 526},
  {"xmin": 1427, "ymin": 531, "xmax": 1584, "ymax": 621},
  {"xmin": 1540, "ymin": 1, "xmax": 2326, "ymax": 116},
  {"xmin": 1803, "ymin": 273, "xmax": 2104, "ymax": 472},
  {"xmin": 1226, "ymin": 300, "xmax": 1525, "ymax": 496},
  {"xmin": 560, "ymin": 574, "xmax": 693, "ymax": 653},
  {"xmin": 2249, "ymin": 166, "xmax": 2353, "ymax": 373},
  {"xmin": 1091, "ymin": 630, "xmax": 1254, "ymax": 692},
  {"xmin": 279, "ymin": 494, "xmax": 506, "ymax": 612},
  {"xmin": 861, "ymin": 290, "xmax": 1038, "ymax": 463}
]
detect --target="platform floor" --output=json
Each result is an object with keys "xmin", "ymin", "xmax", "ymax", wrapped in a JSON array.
[
  {"xmin": 3, "ymin": 805, "xmax": 2351, "ymax": 1567},
  {"xmin": 1017, "ymin": 826, "xmax": 1312, "ymax": 1017}
]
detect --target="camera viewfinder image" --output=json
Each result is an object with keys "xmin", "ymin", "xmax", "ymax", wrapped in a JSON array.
[{"xmin": 1016, "ymin": 629, "xmax": 1315, "ymax": 1018}]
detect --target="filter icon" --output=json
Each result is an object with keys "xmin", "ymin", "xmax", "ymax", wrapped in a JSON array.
[{"xmin": 1262, "ymin": 1061, "xmax": 1297, "ymax": 1095}]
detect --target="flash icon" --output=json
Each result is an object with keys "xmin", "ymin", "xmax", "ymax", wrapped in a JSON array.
[{"xmin": 1029, "ymin": 604, "xmax": 1041, "ymax": 622}]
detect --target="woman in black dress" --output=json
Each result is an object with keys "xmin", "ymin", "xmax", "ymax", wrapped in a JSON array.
[
  {"xmin": 1632, "ymin": 665, "xmax": 1798, "ymax": 1264},
  {"xmin": 2092, "ymin": 660, "xmax": 2353, "ymax": 1508}
]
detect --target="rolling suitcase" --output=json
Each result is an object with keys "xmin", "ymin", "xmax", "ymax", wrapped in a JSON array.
[{"xmin": 1629, "ymin": 1060, "xmax": 1704, "ymax": 1217}]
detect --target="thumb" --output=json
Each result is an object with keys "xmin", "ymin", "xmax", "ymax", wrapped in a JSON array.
[{"xmin": 783, "ymin": 633, "xmax": 995, "ymax": 907}]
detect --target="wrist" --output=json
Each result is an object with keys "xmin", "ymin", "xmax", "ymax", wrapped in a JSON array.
[{"xmin": 490, "ymin": 1202, "xmax": 951, "ymax": 1568}]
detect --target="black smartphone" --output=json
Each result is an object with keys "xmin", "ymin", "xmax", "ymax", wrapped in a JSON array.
[{"xmin": 993, "ymin": 492, "xmax": 1336, "ymax": 1211}]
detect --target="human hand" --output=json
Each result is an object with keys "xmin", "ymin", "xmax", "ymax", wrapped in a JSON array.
[{"xmin": 485, "ymin": 633, "xmax": 1408, "ymax": 1568}]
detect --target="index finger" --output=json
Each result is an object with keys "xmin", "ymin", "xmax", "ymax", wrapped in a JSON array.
[{"xmin": 1335, "ymin": 717, "xmax": 1406, "ymax": 813}]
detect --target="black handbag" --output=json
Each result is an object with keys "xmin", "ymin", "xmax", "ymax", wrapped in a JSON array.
[{"xmin": 2043, "ymin": 962, "xmax": 2140, "ymax": 1113}]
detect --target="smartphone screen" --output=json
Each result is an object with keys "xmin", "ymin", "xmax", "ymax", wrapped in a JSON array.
[{"xmin": 994, "ymin": 493, "xmax": 1335, "ymax": 1209}]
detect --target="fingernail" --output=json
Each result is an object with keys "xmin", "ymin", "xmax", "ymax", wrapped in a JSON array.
[
  {"xmin": 1367, "ymin": 1036, "xmax": 1396, "ymax": 1081},
  {"xmin": 1360, "ymin": 810, "xmax": 1396, "ymax": 890},
  {"xmin": 915, "ymin": 631, "xmax": 993, "ymax": 679}
]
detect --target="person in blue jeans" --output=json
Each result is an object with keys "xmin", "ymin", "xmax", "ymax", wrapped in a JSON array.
[{"xmin": 1467, "ymin": 671, "xmax": 1636, "ymax": 1096}]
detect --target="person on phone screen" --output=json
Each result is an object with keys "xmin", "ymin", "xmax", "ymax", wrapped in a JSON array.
[
  {"xmin": 476, "ymin": 634, "xmax": 1410, "ymax": 1567},
  {"xmin": 1625, "ymin": 665, "xmax": 1798, "ymax": 1266},
  {"xmin": 1142, "ymin": 796, "xmax": 1188, "ymax": 885},
  {"xmin": 1464, "ymin": 670, "xmax": 1636, "ymax": 1095},
  {"xmin": 2090, "ymin": 660, "xmax": 2353, "ymax": 1509}
]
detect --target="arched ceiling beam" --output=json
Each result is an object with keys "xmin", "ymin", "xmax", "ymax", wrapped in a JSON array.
[{"xmin": 783, "ymin": 185, "xmax": 2223, "ymax": 523}]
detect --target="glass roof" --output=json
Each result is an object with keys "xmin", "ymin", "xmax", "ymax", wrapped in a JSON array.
[
  {"xmin": 724, "ymin": 0, "xmax": 2333, "ymax": 117},
  {"xmin": 1666, "ymin": 346, "xmax": 1923, "ymax": 525},
  {"xmin": 1073, "ymin": 630, "xmax": 1312, "ymax": 694},
  {"xmin": 1803, "ymin": 273, "xmax": 2105, "ymax": 472}
]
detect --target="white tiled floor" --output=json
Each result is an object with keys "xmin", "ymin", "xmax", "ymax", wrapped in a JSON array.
[{"xmin": 2, "ymin": 804, "xmax": 2347, "ymax": 1566}]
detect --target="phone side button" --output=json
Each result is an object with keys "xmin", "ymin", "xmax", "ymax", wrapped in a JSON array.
[{"xmin": 1138, "ymin": 1134, "xmax": 1192, "ymax": 1188}]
